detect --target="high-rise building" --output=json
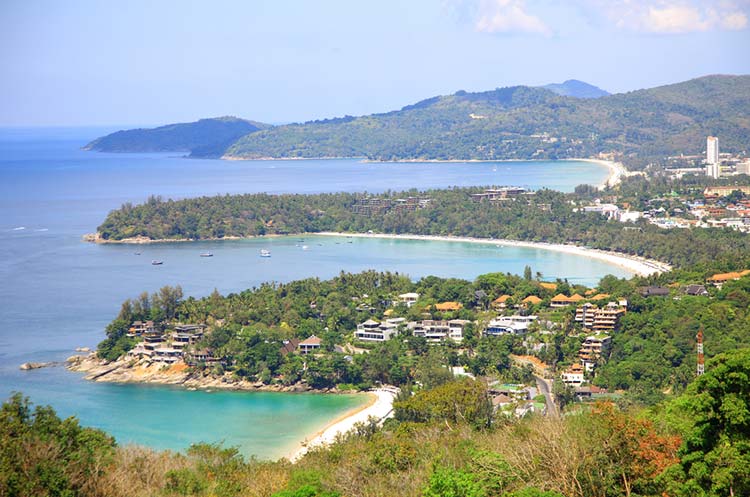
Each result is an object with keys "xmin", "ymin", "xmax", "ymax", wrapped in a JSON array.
[{"xmin": 706, "ymin": 136, "xmax": 720, "ymax": 178}]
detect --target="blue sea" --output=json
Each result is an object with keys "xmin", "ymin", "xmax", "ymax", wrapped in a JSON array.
[{"xmin": 0, "ymin": 127, "xmax": 623, "ymax": 458}]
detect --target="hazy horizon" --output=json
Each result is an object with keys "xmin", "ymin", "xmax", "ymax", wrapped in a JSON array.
[{"xmin": 2, "ymin": 0, "xmax": 749, "ymax": 127}]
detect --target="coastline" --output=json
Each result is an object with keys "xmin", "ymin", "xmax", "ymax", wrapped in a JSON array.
[
  {"xmin": 316, "ymin": 232, "xmax": 671, "ymax": 276},
  {"xmin": 287, "ymin": 388, "xmax": 396, "ymax": 462}
]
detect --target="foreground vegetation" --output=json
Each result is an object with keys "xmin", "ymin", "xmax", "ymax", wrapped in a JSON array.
[{"xmin": 4, "ymin": 348, "xmax": 748, "ymax": 496}]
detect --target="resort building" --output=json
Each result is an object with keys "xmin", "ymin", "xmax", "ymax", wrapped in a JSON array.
[
  {"xmin": 574, "ymin": 302, "xmax": 626, "ymax": 333},
  {"xmin": 550, "ymin": 293, "xmax": 585, "ymax": 308},
  {"xmin": 561, "ymin": 364, "xmax": 585, "ymax": 387},
  {"xmin": 484, "ymin": 315, "xmax": 538, "ymax": 336},
  {"xmin": 397, "ymin": 292, "xmax": 420, "ymax": 308},
  {"xmin": 707, "ymin": 270, "xmax": 750, "ymax": 288},
  {"xmin": 491, "ymin": 294, "xmax": 512, "ymax": 309},
  {"xmin": 408, "ymin": 319, "xmax": 470, "ymax": 342},
  {"xmin": 298, "ymin": 335, "xmax": 322, "ymax": 354},
  {"xmin": 579, "ymin": 335, "xmax": 612, "ymax": 372},
  {"xmin": 127, "ymin": 320, "xmax": 156, "ymax": 337},
  {"xmin": 434, "ymin": 301, "xmax": 463, "ymax": 312},
  {"xmin": 470, "ymin": 187, "xmax": 530, "ymax": 202},
  {"xmin": 521, "ymin": 295, "xmax": 543, "ymax": 306},
  {"xmin": 354, "ymin": 318, "xmax": 405, "ymax": 342}
]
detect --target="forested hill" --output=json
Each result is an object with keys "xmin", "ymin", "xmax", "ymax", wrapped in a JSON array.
[
  {"xmin": 84, "ymin": 116, "xmax": 270, "ymax": 157},
  {"xmin": 225, "ymin": 75, "xmax": 750, "ymax": 166},
  {"xmin": 541, "ymin": 79, "xmax": 609, "ymax": 98}
]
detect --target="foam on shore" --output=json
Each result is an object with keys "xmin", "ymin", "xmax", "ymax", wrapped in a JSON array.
[{"xmin": 317, "ymin": 232, "xmax": 671, "ymax": 277}]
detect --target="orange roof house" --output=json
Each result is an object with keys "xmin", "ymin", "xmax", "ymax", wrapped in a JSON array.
[
  {"xmin": 707, "ymin": 270, "xmax": 750, "ymax": 286},
  {"xmin": 492, "ymin": 295, "xmax": 512, "ymax": 308},
  {"xmin": 590, "ymin": 293, "xmax": 611, "ymax": 301},
  {"xmin": 551, "ymin": 293, "xmax": 585, "ymax": 307},
  {"xmin": 522, "ymin": 295, "xmax": 542, "ymax": 305},
  {"xmin": 539, "ymin": 282, "xmax": 557, "ymax": 291},
  {"xmin": 435, "ymin": 301, "xmax": 463, "ymax": 312}
]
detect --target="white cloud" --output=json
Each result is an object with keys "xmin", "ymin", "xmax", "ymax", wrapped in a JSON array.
[
  {"xmin": 596, "ymin": 1, "xmax": 749, "ymax": 33},
  {"xmin": 472, "ymin": 0, "xmax": 552, "ymax": 35}
]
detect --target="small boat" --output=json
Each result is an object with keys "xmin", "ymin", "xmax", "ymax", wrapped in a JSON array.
[
  {"xmin": 134, "ymin": 252, "xmax": 141, "ymax": 255},
  {"xmin": 200, "ymin": 252, "xmax": 213, "ymax": 257},
  {"xmin": 302, "ymin": 245, "xmax": 309, "ymax": 250},
  {"xmin": 260, "ymin": 249, "xmax": 271, "ymax": 258},
  {"xmin": 151, "ymin": 260, "xmax": 163, "ymax": 265}
]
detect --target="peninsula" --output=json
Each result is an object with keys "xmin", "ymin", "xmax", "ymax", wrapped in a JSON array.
[{"xmin": 84, "ymin": 75, "xmax": 750, "ymax": 168}]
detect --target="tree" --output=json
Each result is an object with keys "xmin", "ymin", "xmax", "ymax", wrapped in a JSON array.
[{"xmin": 667, "ymin": 349, "xmax": 750, "ymax": 497}]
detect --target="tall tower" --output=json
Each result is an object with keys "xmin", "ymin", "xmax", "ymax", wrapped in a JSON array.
[
  {"xmin": 696, "ymin": 328, "xmax": 705, "ymax": 376},
  {"xmin": 706, "ymin": 136, "xmax": 720, "ymax": 178}
]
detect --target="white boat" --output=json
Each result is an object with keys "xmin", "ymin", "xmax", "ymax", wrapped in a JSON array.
[
  {"xmin": 260, "ymin": 249, "xmax": 271, "ymax": 257},
  {"xmin": 151, "ymin": 260, "xmax": 163, "ymax": 265},
  {"xmin": 200, "ymin": 252, "xmax": 213, "ymax": 257},
  {"xmin": 302, "ymin": 245, "xmax": 309, "ymax": 250}
]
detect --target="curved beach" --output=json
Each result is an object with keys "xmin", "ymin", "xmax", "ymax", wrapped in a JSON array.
[
  {"xmin": 318, "ymin": 232, "xmax": 671, "ymax": 276},
  {"xmin": 288, "ymin": 388, "xmax": 396, "ymax": 462},
  {"xmin": 570, "ymin": 158, "xmax": 627, "ymax": 189}
]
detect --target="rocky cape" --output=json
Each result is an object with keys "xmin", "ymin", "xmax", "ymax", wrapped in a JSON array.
[{"xmin": 66, "ymin": 353, "xmax": 352, "ymax": 394}]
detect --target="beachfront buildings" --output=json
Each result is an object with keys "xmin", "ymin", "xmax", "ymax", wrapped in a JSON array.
[{"xmin": 298, "ymin": 335, "xmax": 322, "ymax": 354}]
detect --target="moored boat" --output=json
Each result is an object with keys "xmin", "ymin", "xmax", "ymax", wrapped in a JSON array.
[
  {"xmin": 151, "ymin": 260, "xmax": 163, "ymax": 265},
  {"xmin": 260, "ymin": 249, "xmax": 271, "ymax": 257}
]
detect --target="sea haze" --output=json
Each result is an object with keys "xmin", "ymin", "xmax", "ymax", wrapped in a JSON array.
[{"xmin": 0, "ymin": 127, "xmax": 621, "ymax": 458}]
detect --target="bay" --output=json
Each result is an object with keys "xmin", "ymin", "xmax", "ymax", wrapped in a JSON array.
[{"xmin": 0, "ymin": 127, "xmax": 623, "ymax": 458}]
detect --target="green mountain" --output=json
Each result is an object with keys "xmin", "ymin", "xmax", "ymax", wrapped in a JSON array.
[
  {"xmin": 84, "ymin": 116, "xmax": 270, "ymax": 157},
  {"xmin": 225, "ymin": 75, "xmax": 750, "ymax": 167},
  {"xmin": 542, "ymin": 79, "xmax": 609, "ymax": 98}
]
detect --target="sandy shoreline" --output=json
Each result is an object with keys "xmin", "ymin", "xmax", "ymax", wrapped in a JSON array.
[
  {"xmin": 288, "ymin": 388, "xmax": 396, "ymax": 462},
  {"xmin": 565, "ymin": 158, "xmax": 626, "ymax": 189},
  {"xmin": 317, "ymin": 232, "xmax": 671, "ymax": 276}
]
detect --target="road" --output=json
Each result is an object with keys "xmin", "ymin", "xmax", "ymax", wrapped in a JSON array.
[{"xmin": 535, "ymin": 375, "xmax": 559, "ymax": 418}]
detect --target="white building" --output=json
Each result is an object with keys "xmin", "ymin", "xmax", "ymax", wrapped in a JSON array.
[
  {"xmin": 397, "ymin": 292, "xmax": 420, "ymax": 308},
  {"xmin": 484, "ymin": 315, "xmax": 538, "ymax": 336},
  {"xmin": 561, "ymin": 364, "xmax": 585, "ymax": 387},
  {"xmin": 706, "ymin": 136, "xmax": 721, "ymax": 178},
  {"xmin": 408, "ymin": 319, "xmax": 470, "ymax": 342},
  {"xmin": 354, "ymin": 318, "xmax": 404, "ymax": 342}
]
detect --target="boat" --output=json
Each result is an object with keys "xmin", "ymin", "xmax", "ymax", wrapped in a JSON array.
[
  {"xmin": 134, "ymin": 252, "xmax": 141, "ymax": 255},
  {"xmin": 200, "ymin": 252, "xmax": 213, "ymax": 257},
  {"xmin": 151, "ymin": 260, "xmax": 163, "ymax": 265},
  {"xmin": 302, "ymin": 245, "xmax": 309, "ymax": 250},
  {"xmin": 260, "ymin": 249, "xmax": 271, "ymax": 257}
]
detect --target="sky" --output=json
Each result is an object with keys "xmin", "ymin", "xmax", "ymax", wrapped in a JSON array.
[{"xmin": 1, "ymin": 0, "xmax": 749, "ymax": 127}]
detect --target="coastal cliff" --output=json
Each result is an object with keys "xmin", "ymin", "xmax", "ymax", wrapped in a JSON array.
[{"xmin": 67, "ymin": 353, "xmax": 343, "ymax": 394}]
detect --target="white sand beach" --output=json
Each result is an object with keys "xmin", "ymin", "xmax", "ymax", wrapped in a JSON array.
[
  {"xmin": 288, "ymin": 388, "xmax": 396, "ymax": 462},
  {"xmin": 567, "ymin": 158, "xmax": 628, "ymax": 189},
  {"xmin": 318, "ymin": 232, "xmax": 671, "ymax": 276}
]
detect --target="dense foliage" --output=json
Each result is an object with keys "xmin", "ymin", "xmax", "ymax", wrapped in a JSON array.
[
  {"xmin": 97, "ymin": 185, "xmax": 750, "ymax": 270},
  {"xmin": 84, "ymin": 117, "xmax": 269, "ymax": 157},
  {"xmin": 225, "ymin": 76, "xmax": 750, "ymax": 166},
  {"xmin": 5, "ymin": 349, "xmax": 747, "ymax": 496},
  {"xmin": 0, "ymin": 393, "xmax": 116, "ymax": 497}
]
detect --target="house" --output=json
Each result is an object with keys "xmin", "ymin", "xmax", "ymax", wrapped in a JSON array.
[
  {"xmin": 280, "ymin": 338, "xmax": 300, "ymax": 356},
  {"xmin": 492, "ymin": 295, "xmax": 512, "ymax": 309},
  {"xmin": 539, "ymin": 282, "xmax": 557, "ymax": 291},
  {"xmin": 434, "ymin": 301, "xmax": 463, "ymax": 312},
  {"xmin": 491, "ymin": 393, "xmax": 513, "ymax": 412},
  {"xmin": 484, "ymin": 315, "xmax": 538, "ymax": 336},
  {"xmin": 187, "ymin": 349, "xmax": 218, "ymax": 365},
  {"xmin": 707, "ymin": 270, "xmax": 750, "ymax": 288},
  {"xmin": 408, "ymin": 319, "xmax": 470, "ymax": 342},
  {"xmin": 574, "ymin": 385, "xmax": 608, "ymax": 400},
  {"xmin": 684, "ymin": 284, "xmax": 709, "ymax": 296},
  {"xmin": 128, "ymin": 320, "xmax": 156, "ymax": 337},
  {"xmin": 298, "ymin": 335, "xmax": 322, "ymax": 354},
  {"xmin": 354, "ymin": 318, "xmax": 404, "ymax": 342},
  {"xmin": 561, "ymin": 364, "xmax": 585, "ymax": 386},
  {"xmin": 398, "ymin": 292, "xmax": 420, "ymax": 308},
  {"xmin": 521, "ymin": 295, "xmax": 543, "ymax": 306},
  {"xmin": 550, "ymin": 293, "xmax": 585, "ymax": 308},
  {"xmin": 639, "ymin": 286, "xmax": 670, "ymax": 297}
]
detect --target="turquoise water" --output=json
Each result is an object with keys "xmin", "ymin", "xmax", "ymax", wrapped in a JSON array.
[{"xmin": 0, "ymin": 127, "xmax": 622, "ymax": 458}]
